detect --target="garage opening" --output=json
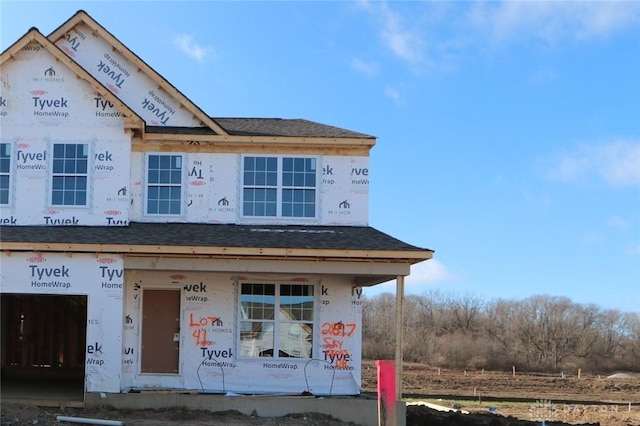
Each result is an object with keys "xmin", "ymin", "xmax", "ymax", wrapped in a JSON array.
[{"xmin": 1, "ymin": 294, "xmax": 86, "ymax": 403}]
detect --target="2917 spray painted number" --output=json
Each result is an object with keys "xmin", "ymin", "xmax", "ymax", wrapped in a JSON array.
[{"xmin": 321, "ymin": 321, "xmax": 356, "ymax": 337}]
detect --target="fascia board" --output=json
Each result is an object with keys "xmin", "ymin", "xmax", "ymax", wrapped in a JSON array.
[{"xmin": 1, "ymin": 241, "xmax": 434, "ymax": 263}]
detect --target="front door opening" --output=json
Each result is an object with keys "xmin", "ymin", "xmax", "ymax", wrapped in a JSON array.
[
  {"xmin": 141, "ymin": 289, "xmax": 180, "ymax": 374},
  {"xmin": 1, "ymin": 294, "xmax": 87, "ymax": 403}
]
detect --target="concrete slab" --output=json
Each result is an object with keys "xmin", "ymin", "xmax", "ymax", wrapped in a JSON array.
[
  {"xmin": 1, "ymin": 377, "xmax": 406, "ymax": 426},
  {"xmin": 85, "ymin": 392, "xmax": 407, "ymax": 426}
]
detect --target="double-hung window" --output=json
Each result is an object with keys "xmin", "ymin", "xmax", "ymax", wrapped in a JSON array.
[
  {"xmin": 239, "ymin": 283, "xmax": 314, "ymax": 358},
  {"xmin": 51, "ymin": 143, "xmax": 88, "ymax": 206},
  {"xmin": 146, "ymin": 154, "xmax": 182, "ymax": 215},
  {"xmin": 0, "ymin": 143, "xmax": 10, "ymax": 205},
  {"xmin": 243, "ymin": 156, "xmax": 317, "ymax": 218}
]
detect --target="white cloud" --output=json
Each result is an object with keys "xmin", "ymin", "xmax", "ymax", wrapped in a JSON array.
[
  {"xmin": 543, "ymin": 140, "xmax": 640, "ymax": 187},
  {"xmin": 384, "ymin": 85, "xmax": 400, "ymax": 102},
  {"xmin": 362, "ymin": 258, "xmax": 455, "ymax": 296},
  {"xmin": 466, "ymin": 1, "xmax": 640, "ymax": 45},
  {"xmin": 356, "ymin": 0, "xmax": 425, "ymax": 64},
  {"xmin": 625, "ymin": 243, "xmax": 640, "ymax": 257},
  {"xmin": 351, "ymin": 57, "xmax": 378, "ymax": 76},
  {"xmin": 355, "ymin": 1, "xmax": 640, "ymax": 74},
  {"xmin": 383, "ymin": 21, "xmax": 423, "ymax": 63},
  {"xmin": 607, "ymin": 215, "xmax": 632, "ymax": 229},
  {"xmin": 573, "ymin": 2, "xmax": 640, "ymax": 40},
  {"xmin": 174, "ymin": 34, "xmax": 213, "ymax": 62},
  {"xmin": 529, "ymin": 66, "xmax": 559, "ymax": 85},
  {"xmin": 407, "ymin": 259, "xmax": 454, "ymax": 285}
]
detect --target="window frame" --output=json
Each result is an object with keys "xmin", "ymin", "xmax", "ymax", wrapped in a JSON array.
[
  {"xmin": 50, "ymin": 143, "xmax": 89, "ymax": 207},
  {"xmin": 0, "ymin": 142, "xmax": 12, "ymax": 205},
  {"xmin": 144, "ymin": 153, "xmax": 184, "ymax": 216},
  {"xmin": 241, "ymin": 155, "xmax": 318, "ymax": 219},
  {"xmin": 238, "ymin": 281, "xmax": 315, "ymax": 360}
]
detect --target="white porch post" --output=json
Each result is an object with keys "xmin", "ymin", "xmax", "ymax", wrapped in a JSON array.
[{"xmin": 395, "ymin": 274, "xmax": 405, "ymax": 400}]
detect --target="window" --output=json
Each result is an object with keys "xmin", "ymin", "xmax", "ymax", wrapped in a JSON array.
[
  {"xmin": 243, "ymin": 157, "xmax": 277, "ymax": 216},
  {"xmin": 146, "ymin": 154, "xmax": 182, "ymax": 215},
  {"xmin": 239, "ymin": 283, "xmax": 314, "ymax": 358},
  {"xmin": 0, "ymin": 143, "xmax": 10, "ymax": 205},
  {"xmin": 51, "ymin": 143, "xmax": 88, "ymax": 206},
  {"xmin": 243, "ymin": 156, "xmax": 317, "ymax": 218}
]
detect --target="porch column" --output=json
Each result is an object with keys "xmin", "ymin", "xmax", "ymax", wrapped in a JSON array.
[{"xmin": 395, "ymin": 274, "xmax": 405, "ymax": 400}]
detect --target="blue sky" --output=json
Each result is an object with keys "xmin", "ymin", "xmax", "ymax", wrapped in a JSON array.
[{"xmin": 2, "ymin": 1, "xmax": 639, "ymax": 313}]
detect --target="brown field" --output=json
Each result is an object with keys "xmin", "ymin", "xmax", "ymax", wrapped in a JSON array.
[
  {"xmin": 361, "ymin": 361, "xmax": 640, "ymax": 426},
  {"xmin": 2, "ymin": 363, "xmax": 639, "ymax": 425}
]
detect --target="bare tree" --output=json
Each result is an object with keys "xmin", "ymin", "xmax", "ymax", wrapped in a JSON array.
[
  {"xmin": 361, "ymin": 293, "xmax": 396, "ymax": 360},
  {"xmin": 451, "ymin": 293, "xmax": 484, "ymax": 336},
  {"xmin": 362, "ymin": 292, "xmax": 640, "ymax": 373}
]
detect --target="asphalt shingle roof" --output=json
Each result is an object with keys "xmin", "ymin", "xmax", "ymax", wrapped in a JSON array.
[
  {"xmin": 0, "ymin": 223, "xmax": 429, "ymax": 255},
  {"xmin": 146, "ymin": 118, "xmax": 375, "ymax": 139}
]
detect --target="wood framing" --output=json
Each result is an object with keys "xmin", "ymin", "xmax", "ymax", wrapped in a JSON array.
[
  {"xmin": 0, "ymin": 241, "xmax": 432, "ymax": 263},
  {"xmin": 134, "ymin": 130, "xmax": 375, "ymax": 153}
]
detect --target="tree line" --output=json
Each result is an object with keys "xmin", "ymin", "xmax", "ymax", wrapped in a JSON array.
[{"xmin": 362, "ymin": 291, "xmax": 640, "ymax": 373}]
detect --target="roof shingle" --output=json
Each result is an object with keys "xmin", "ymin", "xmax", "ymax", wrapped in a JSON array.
[
  {"xmin": 146, "ymin": 118, "xmax": 375, "ymax": 139},
  {"xmin": 0, "ymin": 223, "xmax": 429, "ymax": 254}
]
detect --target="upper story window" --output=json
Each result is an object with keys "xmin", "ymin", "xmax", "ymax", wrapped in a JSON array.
[
  {"xmin": 146, "ymin": 154, "xmax": 182, "ymax": 215},
  {"xmin": 0, "ymin": 143, "xmax": 10, "ymax": 205},
  {"xmin": 51, "ymin": 143, "xmax": 88, "ymax": 206},
  {"xmin": 242, "ymin": 156, "xmax": 317, "ymax": 218},
  {"xmin": 239, "ymin": 282, "xmax": 314, "ymax": 358}
]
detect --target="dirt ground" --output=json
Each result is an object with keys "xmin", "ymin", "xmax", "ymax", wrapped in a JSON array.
[
  {"xmin": 2, "ymin": 362, "xmax": 639, "ymax": 425},
  {"xmin": 0, "ymin": 405, "xmax": 355, "ymax": 426},
  {"xmin": 362, "ymin": 361, "xmax": 640, "ymax": 426}
]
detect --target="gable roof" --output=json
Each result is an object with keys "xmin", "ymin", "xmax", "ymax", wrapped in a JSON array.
[
  {"xmin": 47, "ymin": 10, "xmax": 228, "ymax": 135},
  {"xmin": 26, "ymin": 10, "xmax": 375, "ymax": 151},
  {"xmin": 0, "ymin": 27, "xmax": 144, "ymax": 132},
  {"xmin": 0, "ymin": 223, "xmax": 432, "ymax": 263}
]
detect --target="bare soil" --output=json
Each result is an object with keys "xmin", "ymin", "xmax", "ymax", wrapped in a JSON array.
[
  {"xmin": 0, "ymin": 405, "xmax": 354, "ymax": 426},
  {"xmin": 361, "ymin": 361, "xmax": 640, "ymax": 426},
  {"xmin": 2, "ymin": 363, "xmax": 639, "ymax": 425}
]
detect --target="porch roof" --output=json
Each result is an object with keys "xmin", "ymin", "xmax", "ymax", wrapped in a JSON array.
[{"xmin": 0, "ymin": 223, "xmax": 432, "ymax": 264}]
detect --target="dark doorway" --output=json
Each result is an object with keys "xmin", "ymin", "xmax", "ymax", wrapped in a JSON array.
[{"xmin": 1, "ymin": 294, "xmax": 86, "ymax": 403}]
